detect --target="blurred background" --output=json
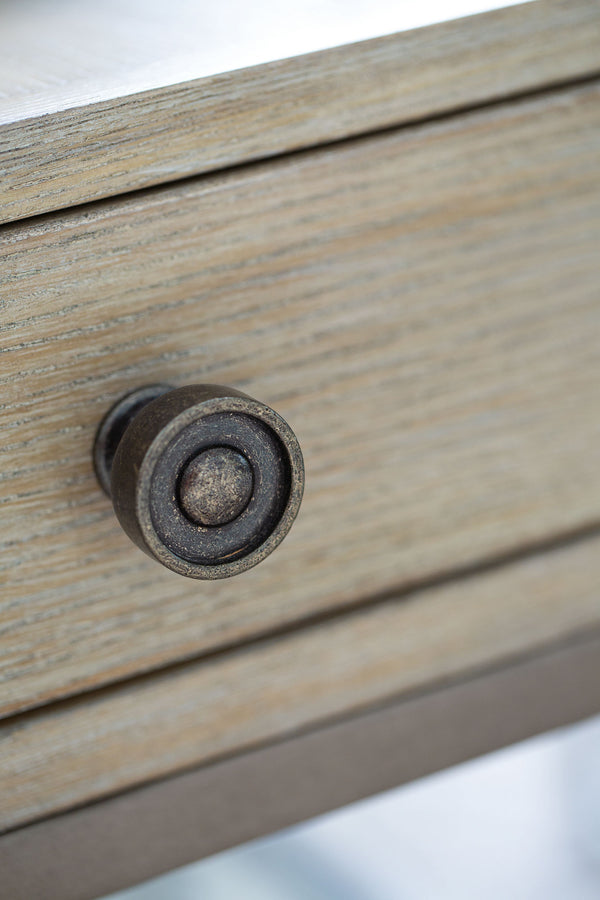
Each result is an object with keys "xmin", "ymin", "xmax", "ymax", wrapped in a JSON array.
[{"xmin": 105, "ymin": 714, "xmax": 600, "ymax": 900}]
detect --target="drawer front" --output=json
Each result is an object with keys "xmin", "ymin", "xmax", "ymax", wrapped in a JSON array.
[{"xmin": 1, "ymin": 82, "xmax": 600, "ymax": 717}]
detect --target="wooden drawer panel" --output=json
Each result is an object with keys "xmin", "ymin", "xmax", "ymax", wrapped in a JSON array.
[
  {"xmin": 1, "ymin": 533, "xmax": 599, "ymax": 833},
  {"xmin": 1, "ymin": 82, "xmax": 599, "ymax": 717}
]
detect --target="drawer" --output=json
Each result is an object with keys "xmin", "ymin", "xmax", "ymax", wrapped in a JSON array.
[{"xmin": 2, "ymin": 80, "xmax": 600, "ymax": 719}]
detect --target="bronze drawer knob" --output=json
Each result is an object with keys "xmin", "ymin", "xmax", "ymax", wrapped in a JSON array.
[{"xmin": 93, "ymin": 384, "xmax": 304, "ymax": 579}]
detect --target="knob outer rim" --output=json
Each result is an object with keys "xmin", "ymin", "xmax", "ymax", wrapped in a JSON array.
[{"xmin": 110, "ymin": 385, "xmax": 304, "ymax": 579}]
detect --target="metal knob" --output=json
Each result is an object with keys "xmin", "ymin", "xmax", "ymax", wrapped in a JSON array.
[{"xmin": 93, "ymin": 384, "xmax": 304, "ymax": 579}]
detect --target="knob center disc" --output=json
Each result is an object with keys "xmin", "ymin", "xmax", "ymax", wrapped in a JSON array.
[{"xmin": 178, "ymin": 446, "xmax": 253, "ymax": 527}]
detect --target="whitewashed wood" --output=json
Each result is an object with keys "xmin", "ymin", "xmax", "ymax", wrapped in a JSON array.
[
  {"xmin": 0, "ymin": 0, "xmax": 530, "ymax": 120},
  {"xmin": 1, "ymin": 82, "xmax": 600, "ymax": 718},
  {"xmin": 1, "ymin": 1, "xmax": 598, "ymax": 222},
  {"xmin": 1, "ymin": 533, "xmax": 599, "ymax": 833}
]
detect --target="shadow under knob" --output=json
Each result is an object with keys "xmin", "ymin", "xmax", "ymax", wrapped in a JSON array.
[{"xmin": 93, "ymin": 384, "xmax": 304, "ymax": 579}]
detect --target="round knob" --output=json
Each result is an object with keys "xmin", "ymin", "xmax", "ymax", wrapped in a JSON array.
[{"xmin": 93, "ymin": 384, "xmax": 304, "ymax": 579}]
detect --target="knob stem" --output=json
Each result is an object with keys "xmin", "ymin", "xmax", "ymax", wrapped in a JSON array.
[{"xmin": 93, "ymin": 384, "xmax": 172, "ymax": 495}]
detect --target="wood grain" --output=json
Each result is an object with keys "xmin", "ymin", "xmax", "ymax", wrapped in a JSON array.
[
  {"xmin": 1, "ymin": 533, "xmax": 599, "ymax": 833},
  {"xmin": 1, "ymin": 82, "xmax": 600, "ymax": 718},
  {"xmin": 1, "ymin": 0, "xmax": 599, "ymax": 223}
]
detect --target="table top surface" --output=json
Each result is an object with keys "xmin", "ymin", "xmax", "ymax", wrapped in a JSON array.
[{"xmin": 0, "ymin": 0, "xmax": 530, "ymax": 124}]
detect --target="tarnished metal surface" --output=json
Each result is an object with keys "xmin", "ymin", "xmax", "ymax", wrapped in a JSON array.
[
  {"xmin": 93, "ymin": 384, "xmax": 304, "ymax": 579},
  {"xmin": 179, "ymin": 447, "xmax": 254, "ymax": 527}
]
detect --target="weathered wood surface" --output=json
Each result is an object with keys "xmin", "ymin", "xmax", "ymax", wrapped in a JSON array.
[
  {"xmin": 1, "ymin": 533, "xmax": 599, "ymax": 834},
  {"xmin": 1, "ymin": 82, "xmax": 600, "ymax": 718},
  {"xmin": 1, "ymin": 0, "xmax": 599, "ymax": 222}
]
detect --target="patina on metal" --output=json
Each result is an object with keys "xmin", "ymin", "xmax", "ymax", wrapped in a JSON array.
[
  {"xmin": 93, "ymin": 384, "xmax": 304, "ymax": 579},
  {"xmin": 179, "ymin": 447, "xmax": 254, "ymax": 527}
]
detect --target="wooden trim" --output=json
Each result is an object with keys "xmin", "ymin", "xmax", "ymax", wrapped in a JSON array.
[
  {"xmin": 2, "ymin": 532, "xmax": 600, "ymax": 835},
  {"xmin": 2, "ymin": 632, "xmax": 599, "ymax": 900},
  {"xmin": 1, "ymin": 0, "xmax": 599, "ymax": 223}
]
